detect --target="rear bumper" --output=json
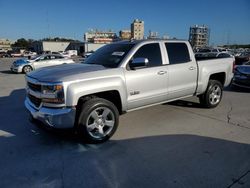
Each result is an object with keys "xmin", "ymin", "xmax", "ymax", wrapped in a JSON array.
[{"xmin": 25, "ymin": 98, "xmax": 76, "ymax": 128}]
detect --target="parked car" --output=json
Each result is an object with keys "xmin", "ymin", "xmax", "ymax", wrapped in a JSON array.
[
  {"xmin": 195, "ymin": 52, "xmax": 233, "ymax": 60},
  {"xmin": 11, "ymin": 52, "xmax": 23, "ymax": 57},
  {"xmin": 231, "ymin": 61, "xmax": 250, "ymax": 88},
  {"xmin": 61, "ymin": 50, "xmax": 78, "ymax": 58},
  {"xmin": 22, "ymin": 51, "xmax": 37, "ymax": 59},
  {"xmin": 0, "ymin": 52, "xmax": 11, "ymax": 58},
  {"xmin": 235, "ymin": 52, "xmax": 250, "ymax": 65},
  {"xmin": 82, "ymin": 51, "xmax": 94, "ymax": 61},
  {"xmin": 10, "ymin": 54, "xmax": 75, "ymax": 74},
  {"xmin": 24, "ymin": 39, "xmax": 234, "ymax": 143}
]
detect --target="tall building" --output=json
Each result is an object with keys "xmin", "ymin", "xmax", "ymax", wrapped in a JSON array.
[
  {"xmin": 84, "ymin": 30, "xmax": 117, "ymax": 44},
  {"xmin": 131, "ymin": 19, "xmax": 144, "ymax": 40},
  {"xmin": 119, "ymin": 30, "xmax": 131, "ymax": 40},
  {"xmin": 189, "ymin": 25, "xmax": 210, "ymax": 48}
]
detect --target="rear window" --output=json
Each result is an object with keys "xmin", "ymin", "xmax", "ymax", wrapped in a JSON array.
[{"xmin": 165, "ymin": 43, "xmax": 190, "ymax": 64}]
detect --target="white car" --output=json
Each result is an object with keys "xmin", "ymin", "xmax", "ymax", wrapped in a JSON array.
[
  {"xmin": 10, "ymin": 54, "xmax": 75, "ymax": 74},
  {"xmin": 61, "ymin": 50, "xmax": 78, "ymax": 58},
  {"xmin": 22, "ymin": 51, "xmax": 37, "ymax": 58}
]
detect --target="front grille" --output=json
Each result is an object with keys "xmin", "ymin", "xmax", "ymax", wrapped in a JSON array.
[
  {"xmin": 28, "ymin": 82, "xmax": 41, "ymax": 92},
  {"xmin": 28, "ymin": 94, "xmax": 42, "ymax": 108}
]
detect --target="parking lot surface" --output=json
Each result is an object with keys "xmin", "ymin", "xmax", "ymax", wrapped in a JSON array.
[{"xmin": 0, "ymin": 58, "xmax": 250, "ymax": 188}]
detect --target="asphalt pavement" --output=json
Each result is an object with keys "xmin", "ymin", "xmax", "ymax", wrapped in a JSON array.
[{"xmin": 0, "ymin": 58, "xmax": 249, "ymax": 188}]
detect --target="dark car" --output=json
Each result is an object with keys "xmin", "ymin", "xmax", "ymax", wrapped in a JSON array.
[
  {"xmin": 0, "ymin": 51, "xmax": 10, "ymax": 58},
  {"xmin": 195, "ymin": 52, "xmax": 233, "ymax": 60},
  {"xmin": 232, "ymin": 61, "xmax": 250, "ymax": 88},
  {"xmin": 235, "ymin": 52, "xmax": 250, "ymax": 65}
]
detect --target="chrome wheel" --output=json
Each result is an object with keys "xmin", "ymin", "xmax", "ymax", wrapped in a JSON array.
[
  {"xmin": 23, "ymin": 66, "xmax": 32, "ymax": 73},
  {"xmin": 86, "ymin": 107, "xmax": 115, "ymax": 139},
  {"xmin": 209, "ymin": 84, "xmax": 222, "ymax": 105},
  {"xmin": 199, "ymin": 80, "xmax": 223, "ymax": 108}
]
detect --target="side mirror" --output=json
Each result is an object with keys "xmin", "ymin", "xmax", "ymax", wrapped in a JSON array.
[{"xmin": 130, "ymin": 57, "xmax": 149, "ymax": 70}]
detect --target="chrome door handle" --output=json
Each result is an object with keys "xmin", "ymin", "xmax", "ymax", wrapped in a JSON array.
[
  {"xmin": 157, "ymin": 71, "xmax": 167, "ymax": 75},
  {"xmin": 189, "ymin": 66, "xmax": 196, "ymax": 70}
]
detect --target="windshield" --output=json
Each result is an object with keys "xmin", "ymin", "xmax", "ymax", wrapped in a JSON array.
[
  {"xmin": 84, "ymin": 43, "xmax": 135, "ymax": 68},
  {"xmin": 30, "ymin": 55, "xmax": 40, "ymax": 60}
]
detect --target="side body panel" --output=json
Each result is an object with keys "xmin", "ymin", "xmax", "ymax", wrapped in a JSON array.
[{"xmin": 196, "ymin": 57, "xmax": 234, "ymax": 94}]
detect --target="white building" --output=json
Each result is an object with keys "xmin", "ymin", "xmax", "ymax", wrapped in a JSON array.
[
  {"xmin": 131, "ymin": 19, "xmax": 144, "ymax": 40},
  {"xmin": 31, "ymin": 41, "xmax": 105, "ymax": 55},
  {"xmin": 32, "ymin": 41, "xmax": 85, "ymax": 55},
  {"xmin": 0, "ymin": 39, "xmax": 13, "ymax": 51}
]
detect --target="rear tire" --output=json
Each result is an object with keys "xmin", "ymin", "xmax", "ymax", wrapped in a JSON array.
[
  {"xmin": 77, "ymin": 97, "xmax": 119, "ymax": 143},
  {"xmin": 199, "ymin": 80, "xmax": 223, "ymax": 108}
]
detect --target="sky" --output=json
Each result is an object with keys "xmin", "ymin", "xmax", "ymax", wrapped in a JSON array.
[{"xmin": 0, "ymin": 0, "xmax": 249, "ymax": 45}]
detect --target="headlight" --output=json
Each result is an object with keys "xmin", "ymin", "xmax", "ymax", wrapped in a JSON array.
[
  {"xmin": 42, "ymin": 85, "xmax": 63, "ymax": 94},
  {"xmin": 41, "ymin": 84, "xmax": 64, "ymax": 104}
]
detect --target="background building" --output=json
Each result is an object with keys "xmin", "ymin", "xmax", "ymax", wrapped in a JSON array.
[
  {"xmin": 131, "ymin": 19, "xmax": 144, "ymax": 40},
  {"xmin": 32, "ymin": 41, "xmax": 85, "ymax": 55},
  {"xmin": 32, "ymin": 41, "xmax": 105, "ymax": 55},
  {"xmin": 189, "ymin": 25, "xmax": 210, "ymax": 48},
  {"xmin": 84, "ymin": 30, "xmax": 117, "ymax": 44},
  {"xmin": 119, "ymin": 30, "xmax": 131, "ymax": 40},
  {"xmin": 0, "ymin": 39, "xmax": 13, "ymax": 51},
  {"xmin": 148, "ymin": 30, "xmax": 159, "ymax": 39}
]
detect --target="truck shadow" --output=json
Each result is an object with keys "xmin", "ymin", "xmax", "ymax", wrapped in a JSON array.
[
  {"xmin": 0, "ymin": 89, "xmax": 250, "ymax": 187},
  {"xmin": 0, "ymin": 133, "xmax": 249, "ymax": 187}
]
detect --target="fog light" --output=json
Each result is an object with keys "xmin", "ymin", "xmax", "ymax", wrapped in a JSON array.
[{"xmin": 45, "ymin": 115, "xmax": 53, "ymax": 127}]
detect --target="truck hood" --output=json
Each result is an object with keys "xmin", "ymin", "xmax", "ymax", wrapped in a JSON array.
[{"xmin": 27, "ymin": 63, "xmax": 106, "ymax": 82}]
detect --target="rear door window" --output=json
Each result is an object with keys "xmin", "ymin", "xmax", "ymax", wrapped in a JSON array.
[{"xmin": 165, "ymin": 43, "xmax": 190, "ymax": 64}]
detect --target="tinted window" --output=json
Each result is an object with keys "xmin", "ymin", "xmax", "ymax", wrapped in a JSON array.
[
  {"xmin": 132, "ymin": 43, "xmax": 162, "ymax": 67},
  {"xmin": 85, "ymin": 43, "xmax": 135, "ymax": 68},
  {"xmin": 217, "ymin": 53, "xmax": 230, "ymax": 58},
  {"xmin": 198, "ymin": 49, "xmax": 211, "ymax": 53},
  {"xmin": 165, "ymin": 43, "xmax": 190, "ymax": 64},
  {"xmin": 39, "ymin": 55, "xmax": 50, "ymax": 61},
  {"xmin": 54, "ymin": 55, "xmax": 63, "ymax": 59}
]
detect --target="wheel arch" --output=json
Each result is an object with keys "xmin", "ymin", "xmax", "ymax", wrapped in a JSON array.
[{"xmin": 209, "ymin": 72, "xmax": 226, "ymax": 86}]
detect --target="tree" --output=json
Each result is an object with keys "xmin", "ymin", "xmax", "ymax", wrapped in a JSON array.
[
  {"xmin": 11, "ymin": 38, "xmax": 34, "ymax": 49},
  {"xmin": 41, "ymin": 37, "xmax": 80, "ymax": 42}
]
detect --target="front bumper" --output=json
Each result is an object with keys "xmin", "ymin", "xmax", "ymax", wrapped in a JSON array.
[
  {"xmin": 10, "ymin": 65, "xmax": 22, "ymax": 73},
  {"xmin": 25, "ymin": 98, "xmax": 76, "ymax": 128}
]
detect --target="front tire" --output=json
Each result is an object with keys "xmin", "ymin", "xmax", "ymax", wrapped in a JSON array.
[
  {"xmin": 199, "ymin": 80, "xmax": 223, "ymax": 108},
  {"xmin": 77, "ymin": 98, "xmax": 119, "ymax": 143},
  {"xmin": 22, "ymin": 65, "xmax": 32, "ymax": 74}
]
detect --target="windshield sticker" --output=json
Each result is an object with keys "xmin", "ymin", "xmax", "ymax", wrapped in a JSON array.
[{"xmin": 112, "ymin": 52, "xmax": 125, "ymax": 56}]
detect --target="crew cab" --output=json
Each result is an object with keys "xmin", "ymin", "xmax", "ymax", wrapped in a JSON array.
[{"xmin": 24, "ymin": 40, "xmax": 234, "ymax": 143}]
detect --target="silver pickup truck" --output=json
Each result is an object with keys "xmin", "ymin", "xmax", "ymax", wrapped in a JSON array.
[{"xmin": 25, "ymin": 40, "xmax": 234, "ymax": 143}]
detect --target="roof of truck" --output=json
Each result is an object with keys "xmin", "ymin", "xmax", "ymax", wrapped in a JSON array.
[{"xmin": 114, "ymin": 39, "xmax": 188, "ymax": 45}]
